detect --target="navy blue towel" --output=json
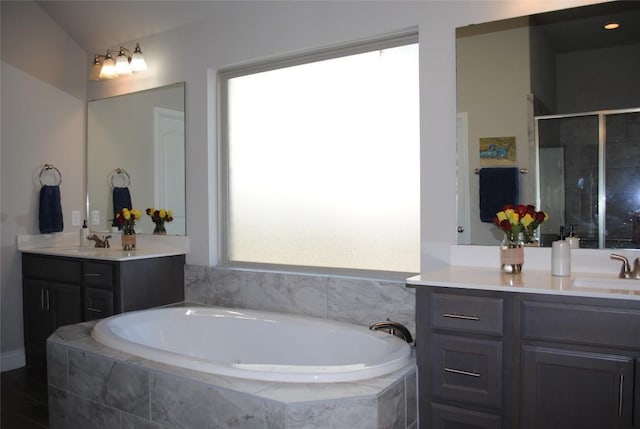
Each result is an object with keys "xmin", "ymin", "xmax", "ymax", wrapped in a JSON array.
[
  {"xmin": 479, "ymin": 167, "xmax": 519, "ymax": 222},
  {"xmin": 112, "ymin": 187, "xmax": 132, "ymax": 227},
  {"xmin": 39, "ymin": 185, "xmax": 64, "ymax": 233}
]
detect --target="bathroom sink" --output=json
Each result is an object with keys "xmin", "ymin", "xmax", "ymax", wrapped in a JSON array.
[{"xmin": 572, "ymin": 277, "xmax": 640, "ymax": 291}]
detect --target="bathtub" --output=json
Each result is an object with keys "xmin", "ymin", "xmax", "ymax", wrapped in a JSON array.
[{"xmin": 91, "ymin": 306, "xmax": 412, "ymax": 383}]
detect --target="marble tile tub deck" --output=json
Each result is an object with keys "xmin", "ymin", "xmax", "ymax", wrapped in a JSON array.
[{"xmin": 47, "ymin": 320, "xmax": 417, "ymax": 429}]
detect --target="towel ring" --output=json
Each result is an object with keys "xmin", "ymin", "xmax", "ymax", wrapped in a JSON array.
[
  {"xmin": 110, "ymin": 168, "xmax": 131, "ymax": 188},
  {"xmin": 38, "ymin": 164, "xmax": 62, "ymax": 186}
]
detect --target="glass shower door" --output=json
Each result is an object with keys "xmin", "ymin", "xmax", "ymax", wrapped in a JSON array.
[
  {"xmin": 536, "ymin": 114, "xmax": 599, "ymax": 247},
  {"xmin": 536, "ymin": 108, "xmax": 640, "ymax": 249}
]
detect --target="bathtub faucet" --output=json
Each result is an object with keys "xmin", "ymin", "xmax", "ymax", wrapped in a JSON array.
[{"xmin": 369, "ymin": 319, "xmax": 414, "ymax": 345}]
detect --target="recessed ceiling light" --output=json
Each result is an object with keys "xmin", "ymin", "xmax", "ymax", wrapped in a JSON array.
[{"xmin": 604, "ymin": 22, "xmax": 620, "ymax": 30}]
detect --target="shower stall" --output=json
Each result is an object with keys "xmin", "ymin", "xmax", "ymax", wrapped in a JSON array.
[{"xmin": 536, "ymin": 108, "xmax": 640, "ymax": 248}]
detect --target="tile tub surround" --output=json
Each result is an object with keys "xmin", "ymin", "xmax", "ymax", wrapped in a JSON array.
[
  {"xmin": 47, "ymin": 322, "xmax": 417, "ymax": 429},
  {"xmin": 184, "ymin": 265, "xmax": 417, "ymax": 336}
]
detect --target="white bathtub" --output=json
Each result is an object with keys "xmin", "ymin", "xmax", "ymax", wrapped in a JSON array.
[{"xmin": 91, "ymin": 306, "xmax": 412, "ymax": 383}]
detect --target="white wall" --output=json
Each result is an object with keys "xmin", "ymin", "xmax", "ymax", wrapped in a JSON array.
[
  {"xmin": 1, "ymin": 0, "xmax": 605, "ymax": 366},
  {"xmin": 1, "ymin": 1, "xmax": 87, "ymax": 367}
]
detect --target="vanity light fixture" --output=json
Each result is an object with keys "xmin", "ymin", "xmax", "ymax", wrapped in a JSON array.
[{"xmin": 90, "ymin": 43, "xmax": 148, "ymax": 81}]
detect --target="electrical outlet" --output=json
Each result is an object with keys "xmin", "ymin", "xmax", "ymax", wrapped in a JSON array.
[
  {"xmin": 91, "ymin": 210, "xmax": 100, "ymax": 226},
  {"xmin": 71, "ymin": 211, "xmax": 81, "ymax": 227}
]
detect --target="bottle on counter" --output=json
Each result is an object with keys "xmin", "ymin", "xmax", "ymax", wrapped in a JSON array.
[
  {"xmin": 80, "ymin": 219, "xmax": 89, "ymax": 246},
  {"xmin": 552, "ymin": 226, "xmax": 571, "ymax": 277}
]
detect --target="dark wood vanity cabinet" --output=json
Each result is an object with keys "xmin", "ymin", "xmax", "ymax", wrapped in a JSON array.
[
  {"xmin": 22, "ymin": 253, "xmax": 185, "ymax": 368},
  {"xmin": 416, "ymin": 288, "xmax": 513, "ymax": 429},
  {"xmin": 415, "ymin": 286, "xmax": 640, "ymax": 429}
]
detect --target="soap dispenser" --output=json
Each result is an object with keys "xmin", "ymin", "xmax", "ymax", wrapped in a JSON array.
[
  {"xmin": 80, "ymin": 220, "xmax": 89, "ymax": 246},
  {"xmin": 567, "ymin": 224, "xmax": 580, "ymax": 249},
  {"xmin": 551, "ymin": 226, "xmax": 571, "ymax": 277}
]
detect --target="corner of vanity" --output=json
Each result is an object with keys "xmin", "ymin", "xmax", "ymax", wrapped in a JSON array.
[
  {"xmin": 407, "ymin": 266, "xmax": 640, "ymax": 429},
  {"xmin": 18, "ymin": 233, "xmax": 188, "ymax": 369}
]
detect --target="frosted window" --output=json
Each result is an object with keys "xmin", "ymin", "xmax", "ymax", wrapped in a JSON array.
[{"xmin": 224, "ymin": 42, "xmax": 419, "ymax": 274}]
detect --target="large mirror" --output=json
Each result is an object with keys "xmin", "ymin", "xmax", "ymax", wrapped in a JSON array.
[
  {"xmin": 457, "ymin": 1, "xmax": 640, "ymax": 248},
  {"xmin": 87, "ymin": 83, "xmax": 186, "ymax": 235}
]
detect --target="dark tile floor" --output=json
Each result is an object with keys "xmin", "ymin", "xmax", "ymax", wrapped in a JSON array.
[{"xmin": 1, "ymin": 367, "xmax": 49, "ymax": 429}]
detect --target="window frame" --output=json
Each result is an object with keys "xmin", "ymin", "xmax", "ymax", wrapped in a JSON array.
[{"xmin": 218, "ymin": 29, "xmax": 419, "ymax": 280}]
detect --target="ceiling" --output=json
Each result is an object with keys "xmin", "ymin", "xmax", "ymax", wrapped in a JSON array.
[
  {"xmin": 458, "ymin": 1, "xmax": 640, "ymax": 54},
  {"xmin": 37, "ymin": 1, "xmax": 640, "ymax": 58},
  {"xmin": 531, "ymin": 1, "xmax": 640, "ymax": 53},
  {"xmin": 36, "ymin": 1, "xmax": 223, "ymax": 54}
]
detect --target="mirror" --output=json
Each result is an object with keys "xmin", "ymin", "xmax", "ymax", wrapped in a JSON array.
[
  {"xmin": 456, "ymin": 2, "xmax": 640, "ymax": 248},
  {"xmin": 87, "ymin": 83, "xmax": 186, "ymax": 235}
]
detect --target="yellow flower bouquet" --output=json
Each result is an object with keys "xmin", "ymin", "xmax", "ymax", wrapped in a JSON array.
[
  {"xmin": 494, "ymin": 204, "xmax": 548, "ymax": 244},
  {"xmin": 146, "ymin": 208, "xmax": 173, "ymax": 234},
  {"xmin": 115, "ymin": 208, "xmax": 141, "ymax": 250}
]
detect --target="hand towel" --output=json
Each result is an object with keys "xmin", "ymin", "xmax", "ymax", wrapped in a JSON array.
[
  {"xmin": 39, "ymin": 185, "xmax": 64, "ymax": 233},
  {"xmin": 112, "ymin": 187, "xmax": 132, "ymax": 227},
  {"xmin": 479, "ymin": 167, "xmax": 519, "ymax": 222}
]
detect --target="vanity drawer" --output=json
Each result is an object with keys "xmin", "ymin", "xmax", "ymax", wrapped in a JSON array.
[
  {"xmin": 430, "ymin": 334, "xmax": 503, "ymax": 408},
  {"xmin": 82, "ymin": 262, "xmax": 114, "ymax": 288},
  {"xmin": 22, "ymin": 254, "xmax": 81, "ymax": 284},
  {"xmin": 431, "ymin": 403, "xmax": 501, "ymax": 429},
  {"xmin": 431, "ymin": 292, "xmax": 503, "ymax": 335},
  {"xmin": 521, "ymin": 300, "xmax": 640, "ymax": 350},
  {"xmin": 84, "ymin": 287, "xmax": 114, "ymax": 321}
]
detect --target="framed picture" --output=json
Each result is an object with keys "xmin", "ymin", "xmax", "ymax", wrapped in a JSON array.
[{"xmin": 479, "ymin": 136, "xmax": 516, "ymax": 166}]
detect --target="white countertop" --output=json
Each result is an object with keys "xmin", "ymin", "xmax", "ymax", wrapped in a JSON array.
[
  {"xmin": 407, "ymin": 266, "xmax": 640, "ymax": 302},
  {"xmin": 17, "ymin": 232, "xmax": 189, "ymax": 261},
  {"xmin": 20, "ymin": 245, "xmax": 186, "ymax": 261}
]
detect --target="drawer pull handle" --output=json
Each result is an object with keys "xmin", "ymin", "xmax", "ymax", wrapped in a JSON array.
[
  {"xmin": 85, "ymin": 273, "xmax": 103, "ymax": 277},
  {"xmin": 87, "ymin": 307, "xmax": 103, "ymax": 313},
  {"xmin": 441, "ymin": 313, "xmax": 480, "ymax": 321},
  {"xmin": 444, "ymin": 367, "xmax": 481, "ymax": 378}
]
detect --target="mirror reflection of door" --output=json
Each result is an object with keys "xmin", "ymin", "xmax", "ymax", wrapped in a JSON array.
[{"xmin": 154, "ymin": 107, "xmax": 186, "ymax": 235}]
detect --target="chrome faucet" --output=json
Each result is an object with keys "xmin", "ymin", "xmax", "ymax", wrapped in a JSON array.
[
  {"xmin": 610, "ymin": 253, "xmax": 640, "ymax": 279},
  {"xmin": 369, "ymin": 319, "xmax": 414, "ymax": 344},
  {"xmin": 87, "ymin": 234, "xmax": 111, "ymax": 248}
]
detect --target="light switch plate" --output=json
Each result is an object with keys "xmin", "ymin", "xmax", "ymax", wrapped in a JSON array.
[
  {"xmin": 71, "ymin": 211, "xmax": 81, "ymax": 226},
  {"xmin": 91, "ymin": 210, "xmax": 100, "ymax": 226}
]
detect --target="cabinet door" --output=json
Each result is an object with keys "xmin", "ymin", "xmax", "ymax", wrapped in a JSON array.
[
  {"xmin": 23, "ymin": 280, "xmax": 80, "ymax": 368},
  {"xmin": 48, "ymin": 282, "xmax": 82, "ymax": 330},
  {"xmin": 521, "ymin": 345, "xmax": 633, "ymax": 429},
  {"xmin": 23, "ymin": 279, "xmax": 51, "ymax": 365},
  {"xmin": 84, "ymin": 287, "xmax": 114, "ymax": 321}
]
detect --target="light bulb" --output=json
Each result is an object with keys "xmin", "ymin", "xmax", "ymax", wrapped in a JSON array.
[
  {"xmin": 99, "ymin": 51, "xmax": 118, "ymax": 79},
  {"xmin": 115, "ymin": 48, "xmax": 132, "ymax": 75},
  {"xmin": 89, "ymin": 55, "xmax": 102, "ymax": 81},
  {"xmin": 130, "ymin": 43, "xmax": 148, "ymax": 73}
]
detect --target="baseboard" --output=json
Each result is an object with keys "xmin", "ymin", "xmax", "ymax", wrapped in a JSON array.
[{"xmin": 1, "ymin": 348, "xmax": 26, "ymax": 372}]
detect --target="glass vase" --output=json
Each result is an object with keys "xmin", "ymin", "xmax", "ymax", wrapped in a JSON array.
[
  {"xmin": 153, "ymin": 221, "xmax": 166, "ymax": 235},
  {"xmin": 500, "ymin": 233, "xmax": 524, "ymax": 273},
  {"xmin": 121, "ymin": 226, "xmax": 136, "ymax": 250}
]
